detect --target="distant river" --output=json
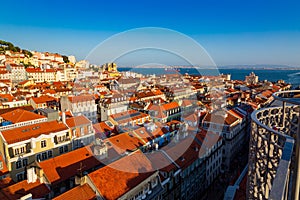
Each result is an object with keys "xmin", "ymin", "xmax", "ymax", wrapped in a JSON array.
[{"xmin": 119, "ymin": 68, "xmax": 300, "ymax": 87}]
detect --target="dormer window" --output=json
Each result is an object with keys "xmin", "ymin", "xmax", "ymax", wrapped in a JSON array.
[
  {"xmin": 13, "ymin": 145, "xmax": 26, "ymax": 156},
  {"xmin": 41, "ymin": 140, "xmax": 47, "ymax": 148}
]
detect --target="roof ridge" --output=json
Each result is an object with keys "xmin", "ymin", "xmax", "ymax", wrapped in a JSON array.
[{"xmin": 160, "ymin": 149, "xmax": 180, "ymax": 169}]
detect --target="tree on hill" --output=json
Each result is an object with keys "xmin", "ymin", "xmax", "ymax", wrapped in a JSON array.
[
  {"xmin": 62, "ymin": 55, "xmax": 69, "ymax": 63},
  {"xmin": 0, "ymin": 40, "xmax": 32, "ymax": 57}
]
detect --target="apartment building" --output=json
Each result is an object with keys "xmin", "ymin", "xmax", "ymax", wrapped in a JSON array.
[
  {"xmin": 26, "ymin": 67, "xmax": 57, "ymax": 83},
  {"xmin": 202, "ymin": 108, "xmax": 247, "ymax": 171},
  {"xmin": 0, "ymin": 109, "xmax": 47, "ymax": 131},
  {"xmin": 98, "ymin": 93, "xmax": 128, "ymax": 121},
  {"xmin": 0, "ymin": 120, "xmax": 70, "ymax": 182},
  {"xmin": 7, "ymin": 63, "xmax": 26, "ymax": 82},
  {"xmin": 147, "ymin": 101, "xmax": 181, "ymax": 123},
  {"xmin": 108, "ymin": 109, "xmax": 151, "ymax": 128},
  {"xmin": 60, "ymin": 94, "xmax": 97, "ymax": 123},
  {"xmin": 65, "ymin": 115, "xmax": 95, "ymax": 149},
  {"xmin": 29, "ymin": 95, "xmax": 59, "ymax": 110}
]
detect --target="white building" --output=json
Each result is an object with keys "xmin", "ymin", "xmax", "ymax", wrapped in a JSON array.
[
  {"xmin": 7, "ymin": 64, "xmax": 26, "ymax": 82},
  {"xmin": 26, "ymin": 68, "xmax": 57, "ymax": 83},
  {"xmin": 98, "ymin": 93, "xmax": 128, "ymax": 121},
  {"xmin": 75, "ymin": 60, "xmax": 89, "ymax": 69},
  {"xmin": 60, "ymin": 94, "xmax": 97, "ymax": 123},
  {"xmin": 245, "ymin": 72, "xmax": 259, "ymax": 85},
  {"xmin": 68, "ymin": 55, "xmax": 76, "ymax": 64}
]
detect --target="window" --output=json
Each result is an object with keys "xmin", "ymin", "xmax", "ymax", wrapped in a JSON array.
[
  {"xmin": 41, "ymin": 140, "xmax": 47, "ymax": 148},
  {"xmin": 36, "ymin": 154, "xmax": 41, "ymax": 161},
  {"xmin": 23, "ymin": 159, "xmax": 28, "ymax": 167},
  {"xmin": 16, "ymin": 161, "xmax": 22, "ymax": 169},
  {"xmin": 14, "ymin": 148, "xmax": 19, "ymax": 155},
  {"xmin": 14, "ymin": 146, "xmax": 26, "ymax": 156},
  {"xmin": 42, "ymin": 152, "xmax": 47, "ymax": 160},
  {"xmin": 48, "ymin": 151, "xmax": 53, "ymax": 158},
  {"xmin": 57, "ymin": 135, "xmax": 66, "ymax": 143},
  {"xmin": 17, "ymin": 173, "xmax": 24, "ymax": 181},
  {"xmin": 20, "ymin": 146, "xmax": 25, "ymax": 154},
  {"xmin": 59, "ymin": 147, "xmax": 64, "ymax": 154},
  {"xmin": 73, "ymin": 129, "xmax": 76, "ymax": 136},
  {"xmin": 64, "ymin": 145, "xmax": 68, "ymax": 152}
]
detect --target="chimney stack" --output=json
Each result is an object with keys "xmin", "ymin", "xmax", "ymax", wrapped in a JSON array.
[{"xmin": 62, "ymin": 111, "xmax": 66, "ymax": 124}]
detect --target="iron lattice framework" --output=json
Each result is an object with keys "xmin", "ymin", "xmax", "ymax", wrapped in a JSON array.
[{"xmin": 247, "ymin": 90, "xmax": 300, "ymax": 200}]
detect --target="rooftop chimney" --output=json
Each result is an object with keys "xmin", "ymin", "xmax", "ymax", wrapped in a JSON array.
[{"xmin": 62, "ymin": 111, "xmax": 66, "ymax": 124}]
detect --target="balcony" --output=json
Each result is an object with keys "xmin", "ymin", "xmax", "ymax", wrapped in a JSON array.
[{"xmin": 247, "ymin": 90, "xmax": 300, "ymax": 200}]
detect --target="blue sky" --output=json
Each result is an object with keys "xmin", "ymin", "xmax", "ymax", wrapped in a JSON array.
[{"xmin": 0, "ymin": 0, "xmax": 299, "ymax": 66}]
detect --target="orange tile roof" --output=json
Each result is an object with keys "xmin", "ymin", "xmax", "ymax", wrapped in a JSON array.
[
  {"xmin": 1, "ymin": 121, "xmax": 68, "ymax": 144},
  {"xmin": 227, "ymin": 109, "xmax": 245, "ymax": 119},
  {"xmin": 195, "ymin": 130, "xmax": 222, "ymax": 150},
  {"xmin": 0, "ymin": 94, "xmax": 14, "ymax": 102},
  {"xmin": 68, "ymin": 95, "xmax": 95, "ymax": 103},
  {"xmin": 0, "ymin": 109, "xmax": 46, "ymax": 124},
  {"xmin": 31, "ymin": 95, "xmax": 57, "ymax": 104},
  {"xmin": 162, "ymin": 101, "xmax": 179, "ymax": 110},
  {"xmin": 203, "ymin": 110, "xmax": 239, "ymax": 126},
  {"xmin": 110, "ymin": 110, "xmax": 150, "ymax": 125},
  {"xmin": 26, "ymin": 68, "xmax": 57, "ymax": 73},
  {"xmin": 66, "ymin": 115, "xmax": 91, "ymax": 128},
  {"xmin": 18, "ymin": 80, "xmax": 31, "ymax": 85},
  {"xmin": 0, "ymin": 106, "xmax": 34, "ymax": 115},
  {"xmin": 107, "ymin": 133, "xmax": 145, "ymax": 155},
  {"xmin": 146, "ymin": 151, "xmax": 178, "ymax": 173},
  {"xmin": 261, "ymin": 90, "xmax": 273, "ymax": 98},
  {"xmin": 181, "ymin": 99, "xmax": 193, "ymax": 107},
  {"xmin": 185, "ymin": 113, "xmax": 199, "ymax": 122},
  {"xmin": 0, "ymin": 70, "xmax": 9, "ymax": 74},
  {"xmin": 153, "ymin": 89, "xmax": 163, "ymax": 95},
  {"xmin": 42, "ymin": 89, "xmax": 57, "ymax": 94},
  {"xmin": 59, "ymin": 111, "xmax": 73, "ymax": 118},
  {"xmin": 88, "ymin": 150, "xmax": 155, "ymax": 200},
  {"xmin": 131, "ymin": 126, "xmax": 167, "ymax": 143},
  {"xmin": 53, "ymin": 183, "xmax": 96, "ymax": 200},
  {"xmin": 93, "ymin": 122, "xmax": 113, "ymax": 133},
  {"xmin": 0, "ymin": 180, "xmax": 50, "ymax": 199},
  {"xmin": 164, "ymin": 137, "xmax": 200, "ymax": 169},
  {"xmin": 147, "ymin": 103, "xmax": 167, "ymax": 119},
  {"xmin": 39, "ymin": 146, "xmax": 101, "ymax": 185}
]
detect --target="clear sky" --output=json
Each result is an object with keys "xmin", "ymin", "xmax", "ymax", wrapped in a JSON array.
[{"xmin": 0, "ymin": 0, "xmax": 299, "ymax": 66}]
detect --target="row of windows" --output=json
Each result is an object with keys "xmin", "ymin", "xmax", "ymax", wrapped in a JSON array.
[
  {"xmin": 14, "ymin": 146, "xmax": 26, "ymax": 156},
  {"xmin": 16, "ymin": 145, "xmax": 69, "ymax": 169},
  {"xmin": 16, "ymin": 158, "xmax": 28, "ymax": 169},
  {"xmin": 59, "ymin": 145, "xmax": 69, "ymax": 154},
  {"xmin": 36, "ymin": 150, "xmax": 53, "ymax": 161}
]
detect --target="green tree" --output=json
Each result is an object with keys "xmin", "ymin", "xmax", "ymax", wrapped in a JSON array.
[{"xmin": 62, "ymin": 55, "xmax": 69, "ymax": 63}]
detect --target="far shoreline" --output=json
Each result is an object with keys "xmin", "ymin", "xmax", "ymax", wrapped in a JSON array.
[{"xmin": 117, "ymin": 66, "xmax": 300, "ymax": 71}]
